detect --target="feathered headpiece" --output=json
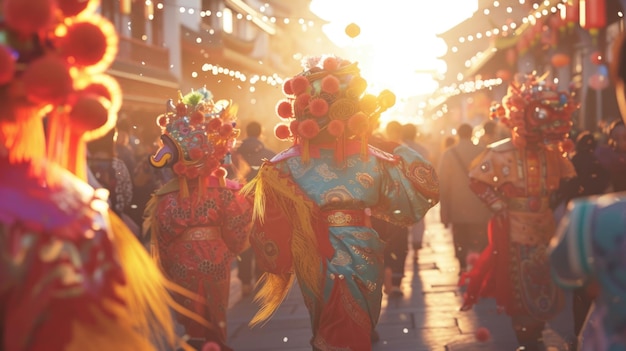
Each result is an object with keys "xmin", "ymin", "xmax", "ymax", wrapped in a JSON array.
[
  {"xmin": 274, "ymin": 55, "xmax": 396, "ymax": 164},
  {"xmin": 150, "ymin": 88, "xmax": 240, "ymax": 196},
  {"xmin": 489, "ymin": 72, "xmax": 578, "ymax": 151},
  {"xmin": 0, "ymin": 0, "xmax": 121, "ymax": 180}
]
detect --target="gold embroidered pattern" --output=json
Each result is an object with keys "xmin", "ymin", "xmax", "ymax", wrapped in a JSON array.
[
  {"xmin": 352, "ymin": 245, "xmax": 375, "ymax": 265},
  {"xmin": 327, "ymin": 212, "xmax": 353, "ymax": 226},
  {"xmin": 322, "ymin": 186, "xmax": 353, "ymax": 204},
  {"xmin": 316, "ymin": 163, "xmax": 339, "ymax": 182},
  {"xmin": 356, "ymin": 172, "xmax": 374, "ymax": 188},
  {"xmin": 352, "ymin": 231, "xmax": 373, "ymax": 240},
  {"xmin": 178, "ymin": 227, "xmax": 222, "ymax": 241},
  {"xmin": 330, "ymin": 250, "xmax": 352, "ymax": 266},
  {"xmin": 338, "ymin": 280, "xmax": 372, "ymax": 331}
]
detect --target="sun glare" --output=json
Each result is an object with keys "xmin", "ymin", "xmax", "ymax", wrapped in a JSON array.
[{"xmin": 310, "ymin": 0, "xmax": 477, "ymax": 112}]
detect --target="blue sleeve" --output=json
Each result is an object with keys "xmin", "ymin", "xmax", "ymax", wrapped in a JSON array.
[{"xmin": 372, "ymin": 145, "xmax": 439, "ymax": 227}]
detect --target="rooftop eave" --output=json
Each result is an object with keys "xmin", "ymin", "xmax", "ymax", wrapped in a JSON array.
[{"xmin": 226, "ymin": 0, "xmax": 277, "ymax": 35}]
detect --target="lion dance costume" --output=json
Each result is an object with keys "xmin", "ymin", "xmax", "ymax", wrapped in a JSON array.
[
  {"xmin": 144, "ymin": 89, "xmax": 252, "ymax": 350},
  {"xmin": 0, "ymin": 0, "xmax": 196, "ymax": 350},
  {"xmin": 241, "ymin": 56, "xmax": 439, "ymax": 350},
  {"xmin": 459, "ymin": 73, "xmax": 578, "ymax": 350},
  {"xmin": 548, "ymin": 32, "xmax": 626, "ymax": 351}
]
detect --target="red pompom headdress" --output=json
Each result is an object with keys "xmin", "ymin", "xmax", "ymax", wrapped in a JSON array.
[
  {"xmin": 0, "ymin": 0, "xmax": 121, "ymax": 181},
  {"xmin": 150, "ymin": 88, "xmax": 240, "ymax": 196},
  {"xmin": 274, "ymin": 55, "xmax": 395, "ymax": 164},
  {"xmin": 489, "ymin": 72, "xmax": 578, "ymax": 151}
]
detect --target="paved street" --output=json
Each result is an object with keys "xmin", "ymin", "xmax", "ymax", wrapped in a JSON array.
[{"xmin": 226, "ymin": 208, "xmax": 576, "ymax": 351}]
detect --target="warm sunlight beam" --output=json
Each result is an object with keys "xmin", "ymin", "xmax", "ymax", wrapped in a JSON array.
[{"xmin": 310, "ymin": 0, "xmax": 478, "ymax": 118}]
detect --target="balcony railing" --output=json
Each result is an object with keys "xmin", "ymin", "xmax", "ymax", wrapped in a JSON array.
[{"xmin": 117, "ymin": 36, "xmax": 170, "ymax": 71}]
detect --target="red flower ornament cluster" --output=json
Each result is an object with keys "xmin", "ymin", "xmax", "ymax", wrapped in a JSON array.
[
  {"xmin": 0, "ymin": 0, "xmax": 121, "ymax": 138},
  {"xmin": 273, "ymin": 56, "xmax": 396, "ymax": 153},
  {"xmin": 489, "ymin": 72, "xmax": 578, "ymax": 152}
]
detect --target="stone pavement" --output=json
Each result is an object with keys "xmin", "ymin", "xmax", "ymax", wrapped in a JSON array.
[{"xmin": 226, "ymin": 208, "xmax": 576, "ymax": 351}]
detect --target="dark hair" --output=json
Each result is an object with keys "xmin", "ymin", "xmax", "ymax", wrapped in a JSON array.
[
  {"xmin": 444, "ymin": 136, "xmax": 456, "ymax": 148},
  {"xmin": 87, "ymin": 127, "xmax": 117, "ymax": 156},
  {"xmin": 608, "ymin": 119, "xmax": 625, "ymax": 149},
  {"xmin": 402, "ymin": 123, "xmax": 418, "ymax": 140},
  {"xmin": 386, "ymin": 121, "xmax": 402, "ymax": 134},
  {"xmin": 116, "ymin": 118, "xmax": 132, "ymax": 134},
  {"xmin": 575, "ymin": 131, "xmax": 596, "ymax": 154},
  {"xmin": 483, "ymin": 121, "xmax": 496, "ymax": 134},
  {"xmin": 246, "ymin": 121, "xmax": 262, "ymax": 138},
  {"xmin": 457, "ymin": 123, "xmax": 473, "ymax": 139}
]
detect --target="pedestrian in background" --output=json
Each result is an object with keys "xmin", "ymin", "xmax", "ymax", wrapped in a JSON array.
[
  {"xmin": 87, "ymin": 127, "xmax": 137, "ymax": 235},
  {"xmin": 370, "ymin": 121, "xmax": 411, "ymax": 298},
  {"xmin": 595, "ymin": 119, "xmax": 626, "ymax": 192},
  {"xmin": 437, "ymin": 123, "xmax": 490, "ymax": 273},
  {"xmin": 477, "ymin": 120, "xmax": 501, "ymax": 147},
  {"xmin": 402, "ymin": 123, "xmax": 431, "ymax": 263},
  {"xmin": 232, "ymin": 120, "xmax": 276, "ymax": 296}
]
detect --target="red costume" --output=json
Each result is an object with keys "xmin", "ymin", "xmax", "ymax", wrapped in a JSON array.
[
  {"xmin": 0, "ymin": 1, "xmax": 193, "ymax": 350},
  {"xmin": 144, "ymin": 90, "xmax": 252, "ymax": 350},
  {"xmin": 459, "ymin": 73, "xmax": 577, "ymax": 350}
]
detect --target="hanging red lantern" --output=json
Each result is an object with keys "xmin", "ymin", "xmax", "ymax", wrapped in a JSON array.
[
  {"xmin": 551, "ymin": 53, "xmax": 571, "ymax": 68},
  {"xmin": 560, "ymin": 1, "xmax": 579, "ymax": 29},
  {"xmin": 580, "ymin": 0, "xmax": 606, "ymax": 37}
]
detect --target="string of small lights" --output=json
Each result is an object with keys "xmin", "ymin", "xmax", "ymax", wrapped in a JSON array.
[
  {"xmin": 453, "ymin": 0, "xmax": 565, "ymax": 47},
  {"xmin": 426, "ymin": 77, "xmax": 505, "ymax": 120}
]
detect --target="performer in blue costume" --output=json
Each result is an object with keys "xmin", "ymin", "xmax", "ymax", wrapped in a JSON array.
[
  {"xmin": 241, "ymin": 56, "xmax": 439, "ymax": 350},
  {"xmin": 548, "ymin": 33, "xmax": 626, "ymax": 351}
]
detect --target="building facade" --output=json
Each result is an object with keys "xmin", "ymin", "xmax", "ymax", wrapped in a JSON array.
[{"xmin": 428, "ymin": 0, "xmax": 626, "ymax": 136}]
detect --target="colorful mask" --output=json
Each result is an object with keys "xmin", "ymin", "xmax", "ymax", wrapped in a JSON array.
[
  {"xmin": 490, "ymin": 72, "xmax": 578, "ymax": 151},
  {"xmin": 150, "ymin": 88, "xmax": 239, "ymax": 191}
]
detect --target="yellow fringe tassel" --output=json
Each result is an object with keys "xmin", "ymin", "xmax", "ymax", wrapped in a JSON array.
[
  {"xmin": 103, "ymin": 211, "xmax": 202, "ymax": 351},
  {"xmin": 249, "ymin": 272, "xmax": 295, "ymax": 327},
  {"xmin": 241, "ymin": 164, "xmax": 323, "ymax": 327},
  {"xmin": 1, "ymin": 111, "xmax": 47, "ymax": 181}
]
